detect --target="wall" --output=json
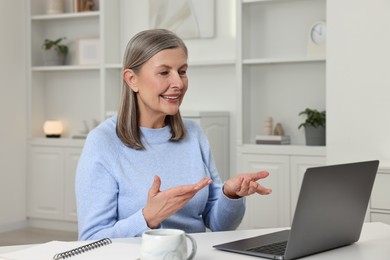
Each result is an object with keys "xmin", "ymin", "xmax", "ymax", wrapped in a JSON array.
[
  {"xmin": 0, "ymin": 1, "xmax": 27, "ymax": 231},
  {"xmin": 120, "ymin": 0, "xmax": 238, "ymax": 176},
  {"xmin": 327, "ymin": 0, "xmax": 390, "ymax": 165}
]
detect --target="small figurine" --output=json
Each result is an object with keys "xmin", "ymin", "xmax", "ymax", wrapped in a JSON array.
[
  {"xmin": 263, "ymin": 116, "xmax": 273, "ymax": 135},
  {"xmin": 84, "ymin": 0, "xmax": 94, "ymax": 11},
  {"xmin": 273, "ymin": 123, "xmax": 285, "ymax": 136}
]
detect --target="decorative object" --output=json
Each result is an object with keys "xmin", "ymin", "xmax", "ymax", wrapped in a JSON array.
[
  {"xmin": 42, "ymin": 37, "xmax": 68, "ymax": 66},
  {"xmin": 307, "ymin": 21, "xmax": 326, "ymax": 57},
  {"xmin": 149, "ymin": 0, "xmax": 215, "ymax": 39},
  {"xmin": 72, "ymin": 119, "xmax": 99, "ymax": 139},
  {"xmin": 298, "ymin": 108, "xmax": 326, "ymax": 146},
  {"xmin": 255, "ymin": 135, "xmax": 290, "ymax": 145},
  {"xmin": 75, "ymin": 0, "xmax": 95, "ymax": 12},
  {"xmin": 262, "ymin": 116, "xmax": 273, "ymax": 135},
  {"xmin": 43, "ymin": 120, "xmax": 63, "ymax": 138},
  {"xmin": 273, "ymin": 123, "xmax": 285, "ymax": 136},
  {"xmin": 77, "ymin": 38, "xmax": 100, "ymax": 65},
  {"xmin": 46, "ymin": 0, "xmax": 64, "ymax": 14}
]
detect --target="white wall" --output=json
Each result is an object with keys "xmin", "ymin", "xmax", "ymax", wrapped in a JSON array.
[
  {"xmin": 0, "ymin": 1, "xmax": 27, "ymax": 231},
  {"xmin": 327, "ymin": 0, "xmax": 390, "ymax": 165}
]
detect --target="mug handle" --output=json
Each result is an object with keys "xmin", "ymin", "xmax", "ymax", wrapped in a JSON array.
[{"xmin": 185, "ymin": 234, "xmax": 197, "ymax": 260}]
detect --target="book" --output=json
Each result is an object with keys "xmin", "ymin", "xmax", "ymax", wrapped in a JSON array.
[
  {"xmin": 255, "ymin": 135, "xmax": 291, "ymax": 145},
  {"xmin": 0, "ymin": 239, "xmax": 140, "ymax": 260}
]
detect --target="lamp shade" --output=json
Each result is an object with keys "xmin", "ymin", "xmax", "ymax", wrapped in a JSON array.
[{"xmin": 43, "ymin": 120, "xmax": 63, "ymax": 138}]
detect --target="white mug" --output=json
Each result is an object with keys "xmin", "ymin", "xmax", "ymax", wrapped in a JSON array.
[{"xmin": 140, "ymin": 229, "xmax": 197, "ymax": 260}]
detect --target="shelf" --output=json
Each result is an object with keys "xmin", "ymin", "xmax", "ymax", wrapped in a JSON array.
[
  {"xmin": 31, "ymin": 11, "xmax": 99, "ymax": 20},
  {"xmin": 243, "ymin": 0, "xmax": 286, "ymax": 3},
  {"xmin": 189, "ymin": 59, "xmax": 236, "ymax": 67},
  {"xmin": 243, "ymin": 57, "xmax": 325, "ymax": 65},
  {"xmin": 104, "ymin": 60, "xmax": 236, "ymax": 69},
  {"xmin": 29, "ymin": 138, "xmax": 85, "ymax": 147},
  {"xmin": 32, "ymin": 65, "xmax": 100, "ymax": 71},
  {"xmin": 105, "ymin": 63, "xmax": 122, "ymax": 69},
  {"xmin": 239, "ymin": 144, "xmax": 326, "ymax": 156}
]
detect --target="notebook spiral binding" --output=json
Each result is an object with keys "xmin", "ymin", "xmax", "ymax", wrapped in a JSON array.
[{"xmin": 53, "ymin": 238, "xmax": 112, "ymax": 260}]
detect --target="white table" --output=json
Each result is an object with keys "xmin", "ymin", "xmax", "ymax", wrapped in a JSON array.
[{"xmin": 1, "ymin": 222, "xmax": 389, "ymax": 259}]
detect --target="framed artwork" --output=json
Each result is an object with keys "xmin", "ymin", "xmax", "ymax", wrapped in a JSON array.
[
  {"xmin": 149, "ymin": 0, "xmax": 215, "ymax": 39},
  {"xmin": 77, "ymin": 38, "xmax": 100, "ymax": 65}
]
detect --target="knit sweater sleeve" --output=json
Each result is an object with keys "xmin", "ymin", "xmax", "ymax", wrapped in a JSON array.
[
  {"xmin": 186, "ymin": 121, "xmax": 246, "ymax": 231},
  {"xmin": 76, "ymin": 124, "xmax": 150, "ymax": 240}
]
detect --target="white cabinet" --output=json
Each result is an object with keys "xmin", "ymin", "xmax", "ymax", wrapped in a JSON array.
[
  {"xmin": 28, "ymin": 146, "xmax": 64, "ymax": 220},
  {"xmin": 235, "ymin": 0, "xmax": 327, "ymax": 231},
  {"xmin": 27, "ymin": 0, "xmax": 120, "ymax": 229},
  {"xmin": 28, "ymin": 140, "xmax": 83, "ymax": 224},
  {"xmin": 182, "ymin": 111, "xmax": 230, "ymax": 181},
  {"xmin": 370, "ymin": 164, "xmax": 390, "ymax": 225},
  {"xmin": 238, "ymin": 153, "xmax": 290, "ymax": 229},
  {"xmin": 237, "ymin": 146, "xmax": 325, "ymax": 229}
]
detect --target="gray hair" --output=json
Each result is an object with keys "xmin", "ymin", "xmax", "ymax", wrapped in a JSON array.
[{"xmin": 116, "ymin": 29, "xmax": 188, "ymax": 149}]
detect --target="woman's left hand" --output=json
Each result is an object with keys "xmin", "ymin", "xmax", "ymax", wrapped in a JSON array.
[{"xmin": 223, "ymin": 171, "xmax": 272, "ymax": 199}]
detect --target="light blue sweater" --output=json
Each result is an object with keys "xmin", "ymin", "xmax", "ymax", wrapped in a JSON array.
[{"xmin": 76, "ymin": 115, "xmax": 245, "ymax": 240}]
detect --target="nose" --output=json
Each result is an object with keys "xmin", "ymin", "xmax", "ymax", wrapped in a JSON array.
[{"xmin": 170, "ymin": 72, "xmax": 186, "ymax": 90}]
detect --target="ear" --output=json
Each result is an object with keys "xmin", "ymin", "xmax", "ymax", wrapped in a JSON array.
[{"xmin": 123, "ymin": 68, "xmax": 139, "ymax": 93}]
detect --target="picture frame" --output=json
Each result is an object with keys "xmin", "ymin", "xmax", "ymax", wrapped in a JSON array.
[
  {"xmin": 149, "ymin": 0, "xmax": 215, "ymax": 39},
  {"xmin": 77, "ymin": 38, "xmax": 100, "ymax": 65}
]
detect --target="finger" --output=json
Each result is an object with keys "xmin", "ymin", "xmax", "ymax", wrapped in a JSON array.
[
  {"xmin": 255, "ymin": 182, "xmax": 272, "ymax": 195},
  {"xmin": 194, "ymin": 178, "xmax": 212, "ymax": 190},
  {"xmin": 246, "ymin": 181, "xmax": 260, "ymax": 195},
  {"xmin": 167, "ymin": 178, "xmax": 212, "ymax": 197},
  {"xmin": 148, "ymin": 175, "xmax": 161, "ymax": 196},
  {"xmin": 250, "ymin": 171, "xmax": 270, "ymax": 180}
]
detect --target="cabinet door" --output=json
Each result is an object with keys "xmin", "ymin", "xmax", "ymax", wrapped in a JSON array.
[
  {"xmin": 64, "ymin": 148, "xmax": 82, "ymax": 222},
  {"xmin": 237, "ymin": 153, "xmax": 290, "ymax": 229},
  {"xmin": 28, "ymin": 146, "xmax": 64, "ymax": 220},
  {"xmin": 290, "ymin": 156, "xmax": 326, "ymax": 219},
  {"xmin": 370, "ymin": 167, "xmax": 390, "ymax": 224},
  {"xmin": 200, "ymin": 116, "xmax": 229, "ymax": 181}
]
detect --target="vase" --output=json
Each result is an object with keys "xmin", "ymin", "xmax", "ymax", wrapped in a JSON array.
[
  {"xmin": 304, "ymin": 125, "xmax": 326, "ymax": 146},
  {"xmin": 43, "ymin": 48, "xmax": 66, "ymax": 66},
  {"xmin": 46, "ymin": 0, "xmax": 64, "ymax": 14}
]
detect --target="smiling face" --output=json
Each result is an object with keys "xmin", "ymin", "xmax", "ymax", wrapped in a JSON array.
[{"xmin": 123, "ymin": 47, "xmax": 188, "ymax": 128}]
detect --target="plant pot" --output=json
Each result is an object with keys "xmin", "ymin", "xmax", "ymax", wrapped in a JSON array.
[
  {"xmin": 304, "ymin": 125, "xmax": 326, "ymax": 146},
  {"xmin": 43, "ymin": 48, "xmax": 66, "ymax": 66}
]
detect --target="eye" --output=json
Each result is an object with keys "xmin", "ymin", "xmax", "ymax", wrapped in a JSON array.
[
  {"xmin": 159, "ymin": 71, "xmax": 169, "ymax": 76},
  {"xmin": 179, "ymin": 69, "xmax": 187, "ymax": 76}
]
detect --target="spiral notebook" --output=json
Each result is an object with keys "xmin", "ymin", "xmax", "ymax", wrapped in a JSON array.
[{"xmin": 0, "ymin": 238, "xmax": 141, "ymax": 260}]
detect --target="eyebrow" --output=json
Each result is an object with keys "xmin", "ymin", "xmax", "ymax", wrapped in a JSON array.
[{"xmin": 156, "ymin": 63, "xmax": 188, "ymax": 69}]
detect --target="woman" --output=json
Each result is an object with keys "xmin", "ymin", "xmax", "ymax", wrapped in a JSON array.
[{"xmin": 76, "ymin": 29, "xmax": 272, "ymax": 240}]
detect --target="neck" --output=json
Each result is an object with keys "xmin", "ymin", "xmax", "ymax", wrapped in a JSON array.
[{"xmin": 139, "ymin": 116, "xmax": 166, "ymax": 129}]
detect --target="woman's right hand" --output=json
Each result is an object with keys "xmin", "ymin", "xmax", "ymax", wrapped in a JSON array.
[{"xmin": 142, "ymin": 175, "xmax": 212, "ymax": 228}]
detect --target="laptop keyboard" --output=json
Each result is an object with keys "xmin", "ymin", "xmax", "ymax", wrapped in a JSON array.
[{"xmin": 247, "ymin": 240, "xmax": 287, "ymax": 255}]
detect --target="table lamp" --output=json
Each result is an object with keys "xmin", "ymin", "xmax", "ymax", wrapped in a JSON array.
[{"xmin": 43, "ymin": 120, "xmax": 63, "ymax": 138}]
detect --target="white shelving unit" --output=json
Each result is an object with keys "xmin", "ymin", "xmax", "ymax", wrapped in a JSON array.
[
  {"xmin": 27, "ymin": 0, "xmax": 121, "ymax": 143},
  {"xmin": 236, "ymin": 0, "xmax": 327, "ymax": 229},
  {"xmin": 26, "ymin": 0, "xmax": 121, "ymax": 228},
  {"xmin": 237, "ymin": 0, "xmax": 326, "ymax": 147}
]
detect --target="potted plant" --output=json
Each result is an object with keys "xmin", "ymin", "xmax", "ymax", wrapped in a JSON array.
[
  {"xmin": 298, "ymin": 108, "xmax": 326, "ymax": 146},
  {"xmin": 42, "ymin": 37, "xmax": 68, "ymax": 66}
]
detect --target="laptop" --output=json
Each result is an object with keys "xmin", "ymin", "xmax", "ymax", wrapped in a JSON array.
[{"xmin": 213, "ymin": 160, "xmax": 379, "ymax": 260}]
